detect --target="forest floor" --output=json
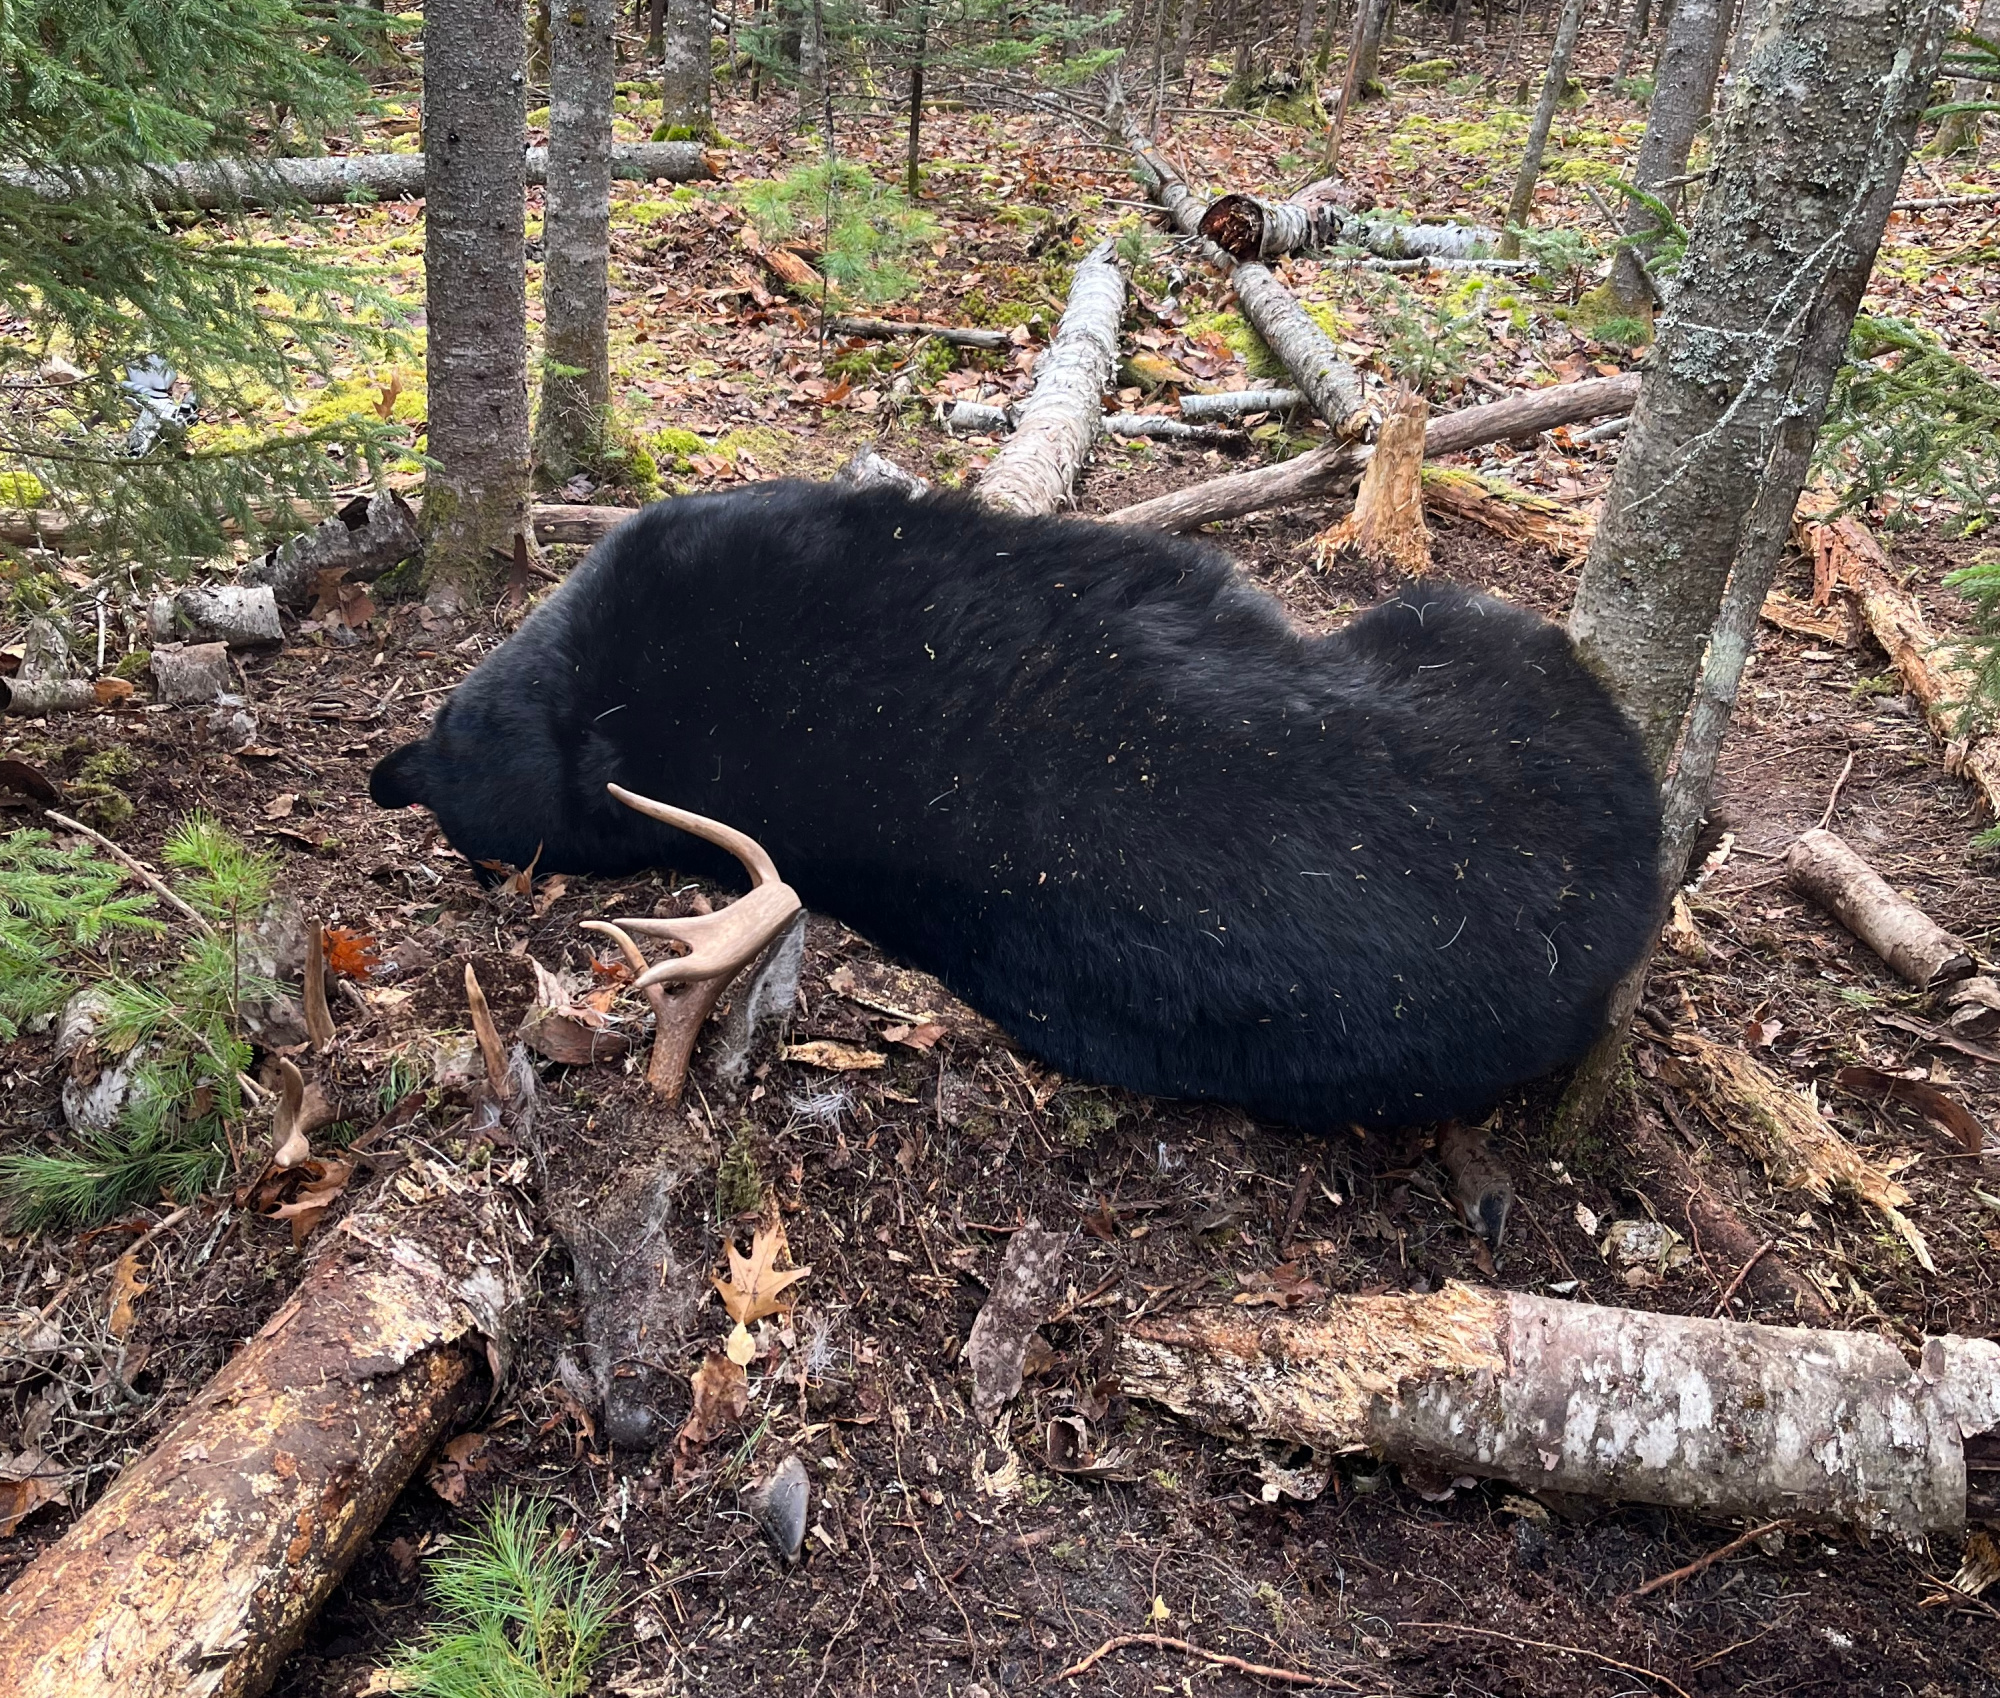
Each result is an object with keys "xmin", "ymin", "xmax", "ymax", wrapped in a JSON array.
[{"xmin": 6, "ymin": 17, "xmax": 2000, "ymax": 1698}]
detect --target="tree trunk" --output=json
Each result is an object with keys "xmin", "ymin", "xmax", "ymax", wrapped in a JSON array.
[
  {"xmin": 534, "ymin": 0, "xmax": 618, "ymax": 487},
  {"xmin": 1116, "ymin": 1287, "xmax": 2000, "ymax": 1541},
  {"xmin": 1569, "ymin": 0, "xmax": 1954, "ymax": 772},
  {"xmin": 1614, "ymin": 0, "xmax": 1652, "ymax": 78},
  {"xmin": 1353, "ymin": 0, "xmax": 1392, "ymax": 85},
  {"xmin": 1601, "ymin": 0, "xmax": 1729, "ymax": 312},
  {"xmin": 1167, "ymin": 0, "xmax": 1193, "ymax": 89},
  {"xmin": 905, "ymin": 2, "xmax": 930, "ymax": 199},
  {"xmin": 976, "ymin": 243, "xmax": 1126, "ymax": 515},
  {"xmin": 0, "ymin": 144, "xmax": 714, "ymax": 210},
  {"xmin": 798, "ymin": 0, "xmax": 827, "ymax": 114},
  {"xmin": 661, "ymin": 0, "xmax": 714, "ymax": 136},
  {"xmin": 1295, "ymin": 0, "xmax": 1321, "ymax": 55},
  {"xmin": 1450, "ymin": 0, "xmax": 1468, "ymax": 43},
  {"xmin": 0, "ymin": 1200, "xmax": 512, "ymax": 1698},
  {"xmin": 1497, "ymin": 0, "xmax": 1585, "ymax": 256},
  {"xmin": 422, "ymin": 0, "xmax": 536, "ymax": 602},
  {"xmin": 1553, "ymin": 0, "xmax": 1955, "ymax": 1138},
  {"xmin": 1931, "ymin": 0, "xmax": 1996, "ymax": 155}
]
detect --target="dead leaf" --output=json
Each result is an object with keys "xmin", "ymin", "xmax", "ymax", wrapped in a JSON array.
[
  {"xmin": 714, "ymin": 1222, "xmax": 811, "ymax": 1326},
  {"xmin": 0, "ymin": 759, "xmax": 59, "ymax": 803},
  {"xmin": 322, "ymin": 927, "xmax": 381, "ymax": 980},
  {"xmin": 1835, "ymin": 1064, "xmax": 1988, "ymax": 1155},
  {"xmin": 1232, "ymin": 1262, "xmax": 1327, "ymax": 1309},
  {"xmin": 882, "ymin": 1021, "xmax": 947, "ymax": 1051},
  {"xmin": 1746, "ymin": 1016, "xmax": 1785, "ymax": 1049},
  {"xmin": 465, "ymin": 962, "xmax": 511, "ymax": 1100},
  {"xmin": 675, "ymin": 1351, "xmax": 750, "ymax": 1473},
  {"xmin": 782, "ymin": 1040, "xmax": 886, "ymax": 1072},
  {"xmin": 965, "ymin": 1222, "xmax": 1073, "ymax": 1424},
  {"xmin": 265, "ymin": 1158, "xmax": 352, "ymax": 1246},
  {"xmin": 303, "ymin": 923, "xmax": 335, "ymax": 1055},
  {"xmin": 427, "ymin": 1430, "xmax": 492, "ymax": 1504},
  {"xmin": 531, "ymin": 873, "xmax": 569, "ymax": 918},
  {"xmin": 92, "ymin": 677, "xmax": 134, "ymax": 705},
  {"xmin": 106, "ymin": 1250, "xmax": 147, "ymax": 1338},
  {"xmin": 521, "ymin": 1015, "xmax": 630, "ymax": 1067},
  {"xmin": 264, "ymin": 793, "xmax": 297, "ymax": 820},
  {"xmin": 0, "ymin": 1451, "xmax": 65, "ymax": 1537}
]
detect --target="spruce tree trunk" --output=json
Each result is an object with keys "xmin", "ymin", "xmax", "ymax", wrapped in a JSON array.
[
  {"xmin": 1353, "ymin": 0, "xmax": 1392, "ymax": 88},
  {"xmin": 1570, "ymin": 0, "xmax": 1953, "ymax": 770},
  {"xmin": 1555, "ymin": 0, "xmax": 1954, "ymax": 1135},
  {"xmin": 905, "ymin": 1, "xmax": 929, "ymax": 199},
  {"xmin": 1931, "ymin": 0, "xmax": 1996, "ymax": 155},
  {"xmin": 422, "ymin": 0, "xmax": 536, "ymax": 600},
  {"xmin": 534, "ymin": 0, "xmax": 617, "ymax": 486},
  {"xmin": 1497, "ymin": 0, "xmax": 1584, "ymax": 256},
  {"xmin": 661, "ymin": 0, "xmax": 713, "ymax": 136},
  {"xmin": 1601, "ymin": 0, "xmax": 1728, "ymax": 311},
  {"xmin": 798, "ymin": 0, "xmax": 827, "ymax": 113}
]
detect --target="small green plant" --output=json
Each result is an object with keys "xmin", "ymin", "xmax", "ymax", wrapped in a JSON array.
[
  {"xmin": 739, "ymin": 161, "xmax": 941, "ymax": 304},
  {"xmin": 0, "ymin": 814, "xmax": 279, "ymax": 1227},
  {"xmin": 1353, "ymin": 273, "xmax": 1493, "ymax": 396},
  {"xmin": 390, "ymin": 1494, "xmax": 616, "ymax": 1698}
]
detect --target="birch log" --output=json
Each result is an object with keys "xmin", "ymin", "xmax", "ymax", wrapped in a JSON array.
[
  {"xmin": 1199, "ymin": 186, "xmax": 1503, "ymax": 264},
  {"xmin": 0, "ymin": 142, "xmax": 715, "ymax": 209},
  {"xmin": 975, "ymin": 241, "xmax": 1125, "ymax": 516},
  {"xmin": 1786, "ymin": 828, "xmax": 1977, "ymax": 988},
  {"xmin": 1111, "ymin": 103, "xmax": 1369, "ymax": 437},
  {"xmin": 1116, "ymin": 1286, "xmax": 2000, "ymax": 1541},
  {"xmin": 0, "ymin": 1202, "xmax": 518, "ymax": 1698},
  {"xmin": 1107, "ymin": 371, "xmax": 1640, "ymax": 532}
]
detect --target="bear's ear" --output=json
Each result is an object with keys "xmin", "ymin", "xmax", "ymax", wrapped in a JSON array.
[{"xmin": 369, "ymin": 741, "xmax": 430, "ymax": 808}]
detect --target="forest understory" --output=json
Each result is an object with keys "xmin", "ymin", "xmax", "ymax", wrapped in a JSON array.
[{"xmin": 5, "ymin": 14, "xmax": 2000, "ymax": 1696}]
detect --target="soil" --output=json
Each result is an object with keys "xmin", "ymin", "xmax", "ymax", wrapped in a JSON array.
[{"xmin": 5, "ymin": 18, "xmax": 2000, "ymax": 1698}]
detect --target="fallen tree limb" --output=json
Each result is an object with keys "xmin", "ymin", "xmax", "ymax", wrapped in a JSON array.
[
  {"xmin": 830, "ymin": 315, "xmax": 1013, "ymax": 350},
  {"xmin": 1797, "ymin": 501, "xmax": 2000, "ymax": 819},
  {"xmin": 1115, "ymin": 1284, "xmax": 2000, "ymax": 1540},
  {"xmin": 1198, "ymin": 185, "xmax": 1504, "ymax": 264},
  {"xmin": 975, "ymin": 241, "xmax": 1125, "ymax": 516},
  {"xmin": 1179, "ymin": 387, "xmax": 1305, "ymax": 420},
  {"xmin": 0, "ymin": 141, "xmax": 716, "ymax": 210},
  {"xmin": 1110, "ymin": 96, "xmax": 1368, "ymax": 437},
  {"xmin": 1419, "ymin": 465, "xmax": 1594, "ymax": 559},
  {"xmin": 1106, "ymin": 371, "xmax": 1640, "ymax": 532},
  {"xmin": 0, "ymin": 1197, "xmax": 518, "ymax": 1698},
  {"xmin": 941, "ymin": 399, "xmax": 1239, "ymax": 446},
  {"xmin": 1786, "ymin": 827, "xmax": 1977, "ymax": 988}
]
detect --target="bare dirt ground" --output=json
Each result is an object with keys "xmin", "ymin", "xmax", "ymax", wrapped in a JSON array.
[{"xmin": 6, "ymin": 18, "xmax": 2000, "ymax": 1698}]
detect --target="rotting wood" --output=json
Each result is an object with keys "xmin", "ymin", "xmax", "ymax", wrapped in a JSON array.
[
  {"xmin": 941, "ymin": 399, "xmax": 1238, "ymax": 447},
  {"xmin": 830, "ymin": 315, "xmax": 1013, "ymax": 350},
  {"xmin": 1109, "ymin": 95, "xmax": 1368, "ymax": 437},
  {"xmin": 1198, "ymin": 183, "xmax": 1502, "ymax": 265},
  {"xmin": 1796, "ymin": 500, "xmax": 2000, "ymax": 819},
  {"xmin": 1115, "ymin": 1284, "xmax": 2000, "ymax": 1540},
  {"xmin": 1759, "ymin": 587, "xmax": 1855, "ymax": 644},
  {"xmin": 1663, "ymin": 1029, "xmax": 1933, "ymax": 1271},
  {"xmin": 974, "ymin": 241, "xmax": 1125, "ymax": 516},
  {"xmin": 1785, "ymin": 827, "xmax": 1977, "ymax": 988},
  {"xmin": 0, "ymin": 141, "xmax": 716, "ymax": 210},
  {"xmin": 0, "ymin": 1199, "xmax": 517, "ymax": 1698},
  {"xmin": 1106, "ymin": 372, "xmax": 1639, "ymax": 532},
  {"xmin": 1314, "ymin": 388, "xmax": 1431, "ymax": 574},
  {"xmin": 1419, "ymin": 464, "xmax": 1593, "ymax": 559}
]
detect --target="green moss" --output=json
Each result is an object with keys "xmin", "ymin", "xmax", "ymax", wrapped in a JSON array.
[
  {"xmin": 1397, "ymin": 57, "xmax": 1457, "ymax": 83},
  {"xmin": 713, "ymin": 426, "xmax": 796, "ymax": 466},
  {"xmin": 0, "ymin": 470, "xmax": 46, "ymax": 507},
  {"xmin": 112, "ymin": 649, "xmax": 152, "ymax": 682},
  {"xmin": 1055, "ymin": 1089, "xmax": 1117, "ymax": 1148},
  {"xmin": 652, "ymin": 123, "xmax": 714, "ymax": 143},
  {"xmin": 79, "ymin": 746, "xmax": 139, "ymax": 784},
  {"xmin": 646, "ymin": 426, "xmax": 708, "ymax": 471},
  {"xmin": 716, "ymin": 1126, "xmax": 763, "ymax": 1221},
  {"xmin": 68, "ymin": 781, "xmax": 133, "ymax": 831}
]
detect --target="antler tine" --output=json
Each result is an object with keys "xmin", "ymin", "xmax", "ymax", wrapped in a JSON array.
[
  {"xmin": 607, "ymin": 784, "xmax": 782, "ymax": 889},
  {"xmin": 580, "ymin": 918, "xmax": 650, "ymax": 977}
]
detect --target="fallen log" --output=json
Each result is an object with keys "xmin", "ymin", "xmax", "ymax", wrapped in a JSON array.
[
  {"xmin": 1786, "ymin": 827, "xmax": 1977, "ymax": 988},
  {"xmin": 830, "ymin": 315, "xmax": 1013, "ymax": 351},
  {"xmin": 1111, "ymin": 101, "xmax": 1368, "ymax": 437},
  {"xmin": 0, "ymin": 141, "xmax": 716, "ymax": 210},
  {"xmin": 1796, "ymin": 502, "xmax": 2000, "ymax": 820},
  {"xmin": 0, "ymin": 1198, "xmax": 518, "ymax": 1698},
  {"xmin": 941, "ymin": 399, "xmax": 1239, "ymax": 447},
  {"xmin": 1107, "ymin": 371, "xmax": 1640, "ymax": 532},
  {"xmin": 1115, "ymin": 1284, "xmax": 2000, "ymax": 1540},
  {"xmin": 1419, "ymin": 464, "xmax": 1593, "ymax": 560},
  {"xmin": 1198, "ymin": 185, "xmax": 1504, "ymax": 265},
  {"xmin": 976, "ymin": 241, "xmax": 1125, "ymax": 516},
  {"xmin": 1179, "ymin": 387, "xmax": 1306, "ymax": 420}
]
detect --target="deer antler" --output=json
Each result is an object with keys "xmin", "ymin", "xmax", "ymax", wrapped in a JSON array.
[{"xmin": 581, "ymin": 786, "xmax": 803, "ymax": 1100}]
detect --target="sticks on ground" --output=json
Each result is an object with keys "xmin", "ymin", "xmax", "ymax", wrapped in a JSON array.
[
  {"xmin": 830, "ymin": 315, "xmax": 1013, "ymax": 351},
  {"xmin": 1107, "ymin": 372, "xmax": 1640, "ymax": 532},
  {"xmin": 1786, "ymin": 828, "xmax": 1977, "ymax": 988}
]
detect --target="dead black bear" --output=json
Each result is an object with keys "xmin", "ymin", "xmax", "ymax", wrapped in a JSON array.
[{"xmin": 373, "ymin": 479, "xmax": 1660, "ymax": 1132}]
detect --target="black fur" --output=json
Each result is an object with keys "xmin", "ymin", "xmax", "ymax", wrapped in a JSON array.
[{"xmin": 372, "ymin": 480, "xmax": 1660, "ymax": 1128}]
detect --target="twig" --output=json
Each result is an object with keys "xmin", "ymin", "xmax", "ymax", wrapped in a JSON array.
[
  {"xmin": 1055, "ymin": 1632, "xmax": 1364, "ymax": 1688},
  {"xmin": 1816, "ymin": 750, "xmax": 1856, "ymax": 831},
  {"xmin": 1400, "ymin": 1623, "xmax": 1692, "ymax": 1698},
  {"xmin": 1628, "ymin": 1521, "xmax": 1789, "ymax": 1599},
  {"xmin": 1710, "ymin": 1239, "xmax": 1777, "ymax": 1316},
  {"xmin": 43, "ymin": 809, "xmax": 212, "ymax": 933}
]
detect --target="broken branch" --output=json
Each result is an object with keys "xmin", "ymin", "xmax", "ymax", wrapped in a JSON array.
[{"xmin": 1786, "ymin": 827, "xmax": 1976, "ymax": 988}]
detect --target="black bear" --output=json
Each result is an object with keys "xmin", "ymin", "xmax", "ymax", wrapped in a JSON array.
[{"xmin": 373, "ymin": 479, "xmax": 1660, "ymax": 1132}]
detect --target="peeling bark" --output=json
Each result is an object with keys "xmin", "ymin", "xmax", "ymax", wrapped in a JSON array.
[
  {"xmin": 0, "ymin": 1202, "xmax": 516, "ymax": 1698},
  {"xmin": 975, "ymin": 242, "xmax": 1125, "ymax": 516},
  {"xmin": 1116, "ymin": 1287, "xmax": 2000, "ymax": 1540},
  {"xmin": 1199, "ymin": 187, "xmax": 1504, "ymax": 265},
  {"xmin": 247, "ymin": 490, "xmax": 421, "ymax": 609},
  {"xmin": 422, "ymin": 0, "xmax": 537, "ymax": 598},
  {"xmin": 0, "ymin": 143, "xmax": 714, "ymax": 209},
  {"xmin": 1420, "ymin": 465, "xmax": 1594, "ymax": 559},
  {"xmin": 1106, "ymin": 372, "xmax": 1639, "ymax": 531},
  {"xmin": 534, "ymin": 0, "xmax": 617, "ymax": 486}
]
